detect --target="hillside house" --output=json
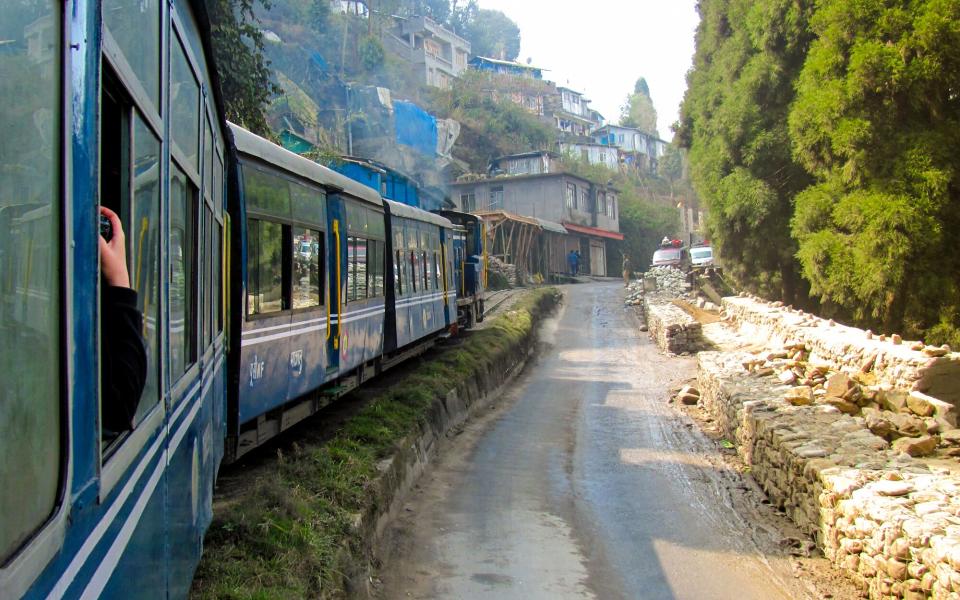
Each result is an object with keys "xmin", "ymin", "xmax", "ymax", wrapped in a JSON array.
[
  {"xmin": 558, "ymin": 141, "xmax": 619, "ymax": 171},
  {"xmin": 383, "ymin": 15, "xmax": 471, "ymax": 89},
  {"xmin": 330, "ymin": 0, "xmax": 368, "ymax": 16},
  {"xmin": 488, "ymin": 151, "xmax": 562, "ymax": 176},
  {"xmin": 547, "ymin": 87, "xmax": 596, "ymax": 140},
  {"xmin": 469, "ymin": 56, "xmax": 545, "ymax": 79},
  {"xmin": 593, "ymin": 124, "xmax": 667, "ymax": 174},
  {"xmin": 451, "ymin": 169, "xmax": 622, "ymax": 277}
]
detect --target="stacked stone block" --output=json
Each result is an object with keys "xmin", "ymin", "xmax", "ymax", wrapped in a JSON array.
[
  {"xmin": 722, "ymin": 296, "xmax": 960, "ymax": 407},
  {"xmin": 644, "ymin": 300, "xmax": 702, "ymax": 354},
  {"xmin": 698, "ymin": 351, "xmax": 960, "ymax": 599}
]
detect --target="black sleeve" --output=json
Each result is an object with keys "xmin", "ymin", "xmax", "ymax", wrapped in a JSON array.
[{"xmin": 102, "ymin": 286, "xmax": 147, "ymax": 432}]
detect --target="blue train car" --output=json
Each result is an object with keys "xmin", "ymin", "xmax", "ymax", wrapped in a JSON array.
[
  {"xmin": 226, "ymin": 125, "xmax": 457, "ymax": 459},
  {"xmin": 382, "ymin": 201, "xmax": 457, "ymax": 351},
  {"xmin": 436, "ymin": 211, "xmax": 487, "ymax": 327},
  {"xmin": 0, "ymin": 0, "xmax": 228, "ymax": 598}
]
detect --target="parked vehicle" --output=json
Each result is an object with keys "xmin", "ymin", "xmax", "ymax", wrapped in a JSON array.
[
  {"xmin": 690, "ymin": 245, "xmax": 715, "ymax": 268},
  {"xmin": 651, "ymin": 246, "xmax": 691, "ymax": 270}
]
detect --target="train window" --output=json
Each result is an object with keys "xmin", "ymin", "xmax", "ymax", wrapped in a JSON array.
[
  {"xmin": 216, "ymin": 153, "xmax": 225, "ymax": 212},
  {"xmin": 214, "ymin": 223, "xmax": 223, "ymax": 333},
  {"xmin": 411, "ymin": 251, "xmax": 421, "ymax": 293},
  {"xmin": 203, "ymin": 119, "xmax": 213, "ymax": 200},
  {"xmin": 129, "ymin": 115, "xmax": 162, "ymax": 422},
  {"xmin": 367, "ymin": 241, "xmax": 384, "ymax": 298},
  {"xmin": 421, "ymin": 251, "xmax": 430, "ymax": 291},
  {"xmin": 103, "ymin": 0, "xmax": 161, "ymax": 110},
  {"xmin": 347, "ymin": 237, "xmax": 368, "ymax": 302},
  {"xmin": 170, "ymin": 165, "xmax": 199, "ymax": 378},
  {"xmin": 247, "ymin": 219, "xmax": 286, "ymax": 316},
  {"xmin": 0, "ymin": 0, "xmax": 62, "ymax": 562},
  {"xmin": 244, "ymin": 164, "xmax": 291, "ymax": 219},
  {"xmin": 293, "ymin": 228, "xmax": 322, "ymax": 309},
  {"xmin": 368, "ymin": 211, "xmax": 385, "ymax": 239},
  {"xmin": 433, "ymin": 252, "xmax": 441, "ymax": 290},
  {"xmin": 202, "ymin": 207, "xmax": 213, "ymax": 348},
  {"xmin": 170, "ymin": 36, "xmax": 199, "ymax": 170},
  {"xmin": 291, "ymin": 182, "xmax": 325, "ymax": 228},
  {"xmin": 394, "ymin": 250, "xmax": 403, "ymax": 296},
  {"xmin": 346, "ymin": 203, "xmax": 367, "ymax": 235}
]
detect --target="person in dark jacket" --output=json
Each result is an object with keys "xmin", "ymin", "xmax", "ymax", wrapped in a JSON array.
[
  {"xmin": 567, "ymin": 249, "xmax": 579, "ymax": 277},
  {"xmin": 99, "ymin": 206, "xmax": 147, "ymax": 432}
]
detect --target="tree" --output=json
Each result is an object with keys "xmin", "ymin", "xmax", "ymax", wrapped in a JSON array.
[
  {"xmin": 206, "ymin": 0, "xmax": 280, "ymax": 137},
  {"xmin": 677, "ymin": 0, "xmax": 816, "ymax": 305},
  {"xmin": 309, "ymin": 0, "xmax": 330, "ymax": 31},
  {"xmin": 461, "ymin": 8, "xmax": 521, "ymax": 60},
  {"xmin": 358, "ymin": 35, "xmax": 385, "ymax": 71},
  {"xmin": 788, "ymin": 0, "xmax": 960, "ymax": 339},
  {"xmin": 619, "ymin": 77, "xmax": 658, "ymax": 135},
  {"xmin": 449, "ymin": 0, "xmax": 478, "ymax": 36}
]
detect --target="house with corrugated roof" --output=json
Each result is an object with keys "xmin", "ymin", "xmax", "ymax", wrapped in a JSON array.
[{"xmin": 450, "ymin": 152, "xmax": 622, "ymax": 278}]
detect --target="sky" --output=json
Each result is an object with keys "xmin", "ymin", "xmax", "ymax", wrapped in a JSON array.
[{"xmin": 474, "ymin": 0, "xmax": 700, "ymax": 141}]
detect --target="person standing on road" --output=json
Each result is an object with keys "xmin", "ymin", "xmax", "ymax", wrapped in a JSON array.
[
  {"xmin": 567, "ymin": 249, "xmax": 579, "ymax": 277},
  {"xmin": 622, "ymin": 255, "xmax": 632, "ymax": 286},
  {"xmin": 575, "ymin": 250, "xmax": 582, "ymax": 275}
]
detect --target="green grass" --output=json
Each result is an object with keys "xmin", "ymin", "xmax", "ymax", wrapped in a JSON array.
[{"xmin": 190, "ymin": 288, "xmax": 561, "ymax": 599}]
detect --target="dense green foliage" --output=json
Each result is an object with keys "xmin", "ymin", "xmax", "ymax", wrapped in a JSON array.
[
  {"xmin": 789, "ymin": 0, "xmax": 960, "ymax": 340},
  {"xmin": 460, "ymin": 8, "xmax": 521, "ymax": 60},
  {"xmin": 619, "ymin": 77, "xmax": 658, "ymax": 135},
  {"xmin": 206, "ymin": 0, "xmax": 280, "ymax": 136},
  {"xmin": 681, "ymin": 0, "xmax": 960, "ymax": 343},
  {"xmin": 678, "ymin": 0, "xmax": 815, "ymax": 305}
]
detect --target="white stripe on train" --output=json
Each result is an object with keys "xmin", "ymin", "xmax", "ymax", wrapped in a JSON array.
[{"xmin": 47, "ymin": 356, "xmax": 223, "ymax": 599}]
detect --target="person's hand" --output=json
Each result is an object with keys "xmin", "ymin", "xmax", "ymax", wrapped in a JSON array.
[{"xmin": 99, "ymin": 206, "xmax": 130, "ymax": 288}]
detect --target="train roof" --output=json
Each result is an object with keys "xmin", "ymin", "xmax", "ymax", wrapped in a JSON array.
[
  {"xmin": 228, "ymin": 123, "xmax": 383, "ymax": 207},
  {"xmin": 383, "ymin": 199, "xmax": 454, "ymax": 228}
]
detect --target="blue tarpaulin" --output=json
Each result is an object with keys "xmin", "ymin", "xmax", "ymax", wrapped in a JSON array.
[
  {"xmin": 310, "ymin": 51, "xmax": 328, "ymax": 72},
  {"xmin": 394, "ymin": 101, "xmax": 437, "ymax": 156}
]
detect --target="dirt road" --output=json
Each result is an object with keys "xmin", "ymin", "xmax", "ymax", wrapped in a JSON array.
[{"xmin": 376, "ymin": 282, "xmax": 844, "ymax": 599}]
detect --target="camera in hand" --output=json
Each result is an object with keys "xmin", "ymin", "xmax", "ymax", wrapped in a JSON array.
[{"xmin": 99, "ymin": 214, "xmax": 113, "ymax": 241}]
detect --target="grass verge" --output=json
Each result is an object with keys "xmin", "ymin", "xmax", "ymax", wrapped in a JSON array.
[{"xmin": 190, "ymin": 287, "xmax": 561, "ymax": 599}]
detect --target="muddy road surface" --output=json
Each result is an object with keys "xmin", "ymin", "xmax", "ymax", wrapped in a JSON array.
[{"xmin": 376, "ymin": 282, "xmax": 846, "ymax": 600}]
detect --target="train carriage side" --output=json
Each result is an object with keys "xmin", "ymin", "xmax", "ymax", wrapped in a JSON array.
[
  {"xmin": 226, "ymin": 124, "xmax": 386, "ymax": 460},
  {"xmin": 382, "ymin": 201, "xmax": 455, "ymax": 350},
  {"xmin": 435, "ymin": 210, "xmax": 487, "ymax": 327},
  {"xmin": 1, "ymin": 0, "xmax": 228, "ymax": 598}
]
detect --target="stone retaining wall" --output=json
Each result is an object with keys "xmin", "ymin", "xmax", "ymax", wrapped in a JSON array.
[
  {"xmin": 722, "ymin": 296, "xmax": 960, "ymax": 407},
  {"xmin": 699, "ymin": 351, "xmax": 960, "ymax": 599},
  {"xmin": 643, "ymin": 299, "xmax": 702, "ymax": 354}
]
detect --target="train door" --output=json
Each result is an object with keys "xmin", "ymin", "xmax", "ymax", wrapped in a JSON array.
[{"xmin": 326, "ymin": 195, "xmax": 345, "ymax": 376}]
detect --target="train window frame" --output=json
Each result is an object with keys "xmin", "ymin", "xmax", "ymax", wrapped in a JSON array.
[
  {"xmin": 98, "ymin": 67, "xmax": 166, "ymax": 466},
  {"xmin": 366, "ymin": 240, "xmax": 384, "ymax": 298},
  {"xmin": 169, "ymin": 31, "xmax": 200, "ymax": 176},
  {"xmin": 166, "ymin": 11, "xmax": 207, "ymax": 402},
  {"xmin": 0, "ymin": 0, "xmax": 70, "ymax": 588},
  {"xmin": 246, "ymin": 217, "xmax": 290, "ymax": 318},
  {"xmin": 241, "ymin": 159, "xmax": 328, "ymax": 320},
  {"xmin": 98, "ymin": 18, "xmax": 172, "ymax": 503},
  {"xmin": 168, "ymin": 162, "xmax": 200, "ymax": 386},
  {"xmin": 101, "ymin": 0, "xmax": 162, "ymax": 117},
  {"xmin": 292, "ymin": 227, "xmax": 323, "ymax": 311}
]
